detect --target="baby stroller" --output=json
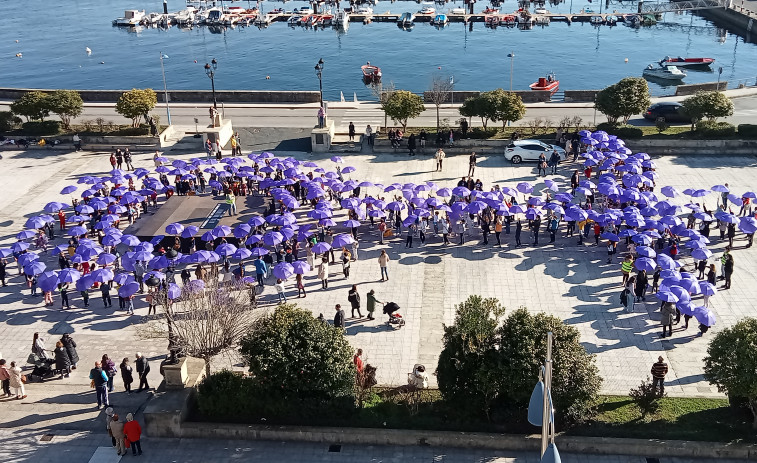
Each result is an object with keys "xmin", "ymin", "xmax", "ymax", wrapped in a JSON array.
[
  {"xmin": 27, "ymin": 353, "xmax": 56, "ymax": 382},
  {"xmin": 382, "ymin": 302, "xmax": 405, "ymax": 329}
]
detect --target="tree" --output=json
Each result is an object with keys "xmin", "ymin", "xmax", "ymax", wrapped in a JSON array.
[
  {"xmin": 239, "ymin": 303, "xmax": 355, "ymax": 401},
  {"xmin": 703, "ymin": 317, "xmax": 757, "ymax": 428},
  {"xmin": 683, "ymin": 91, "xmax": 734, "ymax": 130},
  {"xmin": 46, "ymin": 90, "xmax": 83, "ymax": 130},
  {"xmin": 496, "ymin": 308, "xmax": 602, "ymax": 425},
  {"xmin": 629, "ymin": 377, "xmax": 666, "ymax": 417},
  {"xmin": 115, "ymin": 88, "xmax": 157, "ymax": 127},
  {"xmin": 595, "ymin": 77, "xmax": 651, "ymax": 125},
  {"xmin": 381, "ymin": 90, "xmax": 425, "ymax": 131},
  {"xmin": 0, "ymin": 111, "xmax": 22, "ymax": 132},
  {"xmin": 459, "ymin": 93, "xmax": 495, "ymax": 130},
  {"xmin": 425, "ymin": 75, "xmax": 454, "ymax": 131},
  {"xmin": 370, "ymin": 80, "xmax": 395, "ymax": 130},
  {"xmin": 10, "ymin": 91, "xmax": 50, "ymax": 122},
  {"xmin": 490, "ymin": 89, "xmax": 526, "ymax": 129},
  {"xmin": 142, "ymin": 279, "xmax": 256, "ymax": 377},
  {"xmin": 437, "ymin": 295, "xmax": 505, "ymax": 419}
]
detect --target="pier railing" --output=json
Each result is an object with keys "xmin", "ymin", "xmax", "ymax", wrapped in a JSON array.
[{"xmin": 638, "ymin": 0, "xmax": 728, "ymax": 14}]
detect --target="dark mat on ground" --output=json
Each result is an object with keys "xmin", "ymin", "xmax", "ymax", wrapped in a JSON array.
[{"xmin": 168, "ymin": 127, "xmax": 312, "ymax": 153}]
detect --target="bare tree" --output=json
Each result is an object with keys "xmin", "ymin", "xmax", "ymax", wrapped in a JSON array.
[
  {"xmin": 141, "ymin": 279, "xmax": 257, "ymax": 377},
  {"xmin": 426, "ymin": 75, "xmax": 454, "ymax": 132},
  {"xmin": 370, "ymin": 80, "xmax": 396, "ymax": 130}
]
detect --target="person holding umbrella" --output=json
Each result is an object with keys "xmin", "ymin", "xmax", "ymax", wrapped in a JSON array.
[{"xmin": 660, "ymin": 300, "xmax": 676, "ymax": 338}]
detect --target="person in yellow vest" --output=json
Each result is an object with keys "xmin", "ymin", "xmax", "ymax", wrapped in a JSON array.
[
  {"xmin": 225, "ymin": 192, "xmax": 236, "ymax": 216},
  {"xmin": 230, "ymin": 137, "xmax": 238, "ymax": 156},
  {"xmin": 621, "ymin": 254, "xmax": 634, "ymax": 287}
]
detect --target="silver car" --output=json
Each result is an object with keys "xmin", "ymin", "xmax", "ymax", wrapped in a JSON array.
[{"xmin": 504, "ymin": 140, "xmax": 566, "ymax": 164}]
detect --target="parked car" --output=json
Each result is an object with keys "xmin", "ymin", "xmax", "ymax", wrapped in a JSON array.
[
  {"xmin": 504, "ymin": 140, "xmax": 566, "ymax": 164},
  {"xmin": 643, "ymin": 102, "xmax": 692, "ymax": 123}
]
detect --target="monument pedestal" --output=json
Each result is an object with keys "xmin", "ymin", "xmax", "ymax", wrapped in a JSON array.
[
  {"xmin": 163, "ymin": 357, "xmax": 207, "ymax": 390},
  {"xmin": 310, "ymin": 120, "xmax": 335, "ymax": 153},
  {"xmin": 204, "ymin": 118, "xmax": 234, "ymax": 151}
]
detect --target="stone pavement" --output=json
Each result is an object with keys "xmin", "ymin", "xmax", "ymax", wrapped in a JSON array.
[
  {"xmin": 0, "ymin": 429, "xmax": 746, "ymax": 463},
  {"xmin": 1, "ymin": 148, "xmax": 756, "ymax": 441}
]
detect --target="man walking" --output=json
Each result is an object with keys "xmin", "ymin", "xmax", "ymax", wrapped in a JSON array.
[
  {"xmin": 254, "ymin": 256, "xmax": 267, "ymax": 288},
  {"xmin": 333, "ymin": 304, "xmax": 345, "ymax": 329},
  {"xmin": 468, "ymin": 151, "xmax": 477, "ymax": 176},
  {"xmin": 101, "ymin": 281, "xmax": 112, "ymax": 308},
  {"xmin": 549, "ymin": 149, "xmax": 561, "ymax": 175},
  {"xmin": 435, "ymin": 148, "xmax": 446, "ymax": 171},
  {"xmin": 651, "ymin": 356, "xmax": 668, "ymax": 396},
  {"xmin": 89, "ymin": 361, "xmax": 109, "ymax": 409},
  {"xmin": 135, "ymin": 353, "xmax": 150, "ymax": 392}
]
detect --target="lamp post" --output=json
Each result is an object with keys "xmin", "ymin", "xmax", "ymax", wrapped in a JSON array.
[
  {"xmin": 507, "ymin": 51, "xmax": 515, "ymax": 92},
  {"xmin": 159, "ymin": 51, "xmax": 172, "ymax": 125},
  {"xmin": 204, "ymin": 58, "xmax": 218, "ymax": 109},
  {"xmin": 314, "ymin": 58, "xmax": 324, "ymax": 128},
  {"xmin": 527, "ymin": 331, "xmax": 562, "ymax": 463}
]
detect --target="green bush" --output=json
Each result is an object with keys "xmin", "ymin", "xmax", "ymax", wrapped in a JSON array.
[
  {"xmin": 467, "ymin": 127, "xmax": 499, "ymax": 139},
  {"xmin": 195, "ymin": 370, "xmax": 251, "ymax": 419},
  {"xmin": 629, "ymin": 377, "xmax": 665, "ymax": 417},
  {"xmin": 695, "ymin": 121, "xmax": 736, "ymax": 138},
  {"xmin": 737, "ymin": 124, "xmax": 757, "ymax": 138},
  {"xmin": 113, "ymin": 126, "xmax": 150, "ymax": 136},
  {"xmin": 21, "ymin": 121, "xmax": 61, "ymax": 136},
  {"xmin": 595, "ymin": 123, "xmax": 643, "ymax": 139},
  {"xmin": 239, "ymin": 303, "xmax": 355, "ymax": 402},
  {"xmin": 0, "ymin": 111, "xmax": 22, "ymax": 132}
]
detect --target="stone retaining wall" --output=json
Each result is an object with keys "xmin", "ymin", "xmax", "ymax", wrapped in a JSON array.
[{"xmin": 0, "ymin": 88, "xmax": 321, "ymax": 104}]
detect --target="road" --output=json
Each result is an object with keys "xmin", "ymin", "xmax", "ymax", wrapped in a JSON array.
[{"xmin": 2, "ymin": 90, "xmax": 757, "ymax": 133}]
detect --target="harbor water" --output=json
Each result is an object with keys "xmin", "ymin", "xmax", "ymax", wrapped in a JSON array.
[{"xmin": 2, "ymin": 0, "xmax": 756, "ymax": 100}]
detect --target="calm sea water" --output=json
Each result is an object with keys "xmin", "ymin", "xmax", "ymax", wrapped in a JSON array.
[{"xmin": 1, "ymin": 0, "xmax": 756, "ymax": 99}]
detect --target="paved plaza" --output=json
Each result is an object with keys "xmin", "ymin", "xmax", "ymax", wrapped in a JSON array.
[{"xmin": 1, "ymin": 147, "xmax": 756, "ymax": 451}]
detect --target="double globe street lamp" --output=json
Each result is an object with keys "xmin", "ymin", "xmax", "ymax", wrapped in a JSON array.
[
  {"xmin": 314, "ymin": 58, "xmax": 325, "ymax": 128},
  {"xmin": 205, "ymin": 58, "xmax": 219, "ymax": 109}
]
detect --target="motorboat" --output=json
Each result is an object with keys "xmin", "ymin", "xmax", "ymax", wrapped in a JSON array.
[
  {"xmin": 433, "ymin": 13, "xmax": 448, "ymax": 25},
  {"xmin": 335, "ymin": 10, "xmax": 351, "ymax": 27},
  {"xmin": 113, "ymin": 9, "xmax": 146, "ymax": 26},
  {"xmin": 642, "ymin": 64, "xmax": 687, "ymax": 80},
  {"xmin": 174, "ymin": 7, "xmax": 196, "ymax": 26},
  {"xmin": 399, "ymin": 12, "xmax": 416, "ymax": 25},
  {"xmin": 295, "ymin": 7, "xmax": 314, "ymax": 14},
  {"xmin": 356, "ymin": 5, "xmax": 373, "ymax": 14},
  {"xmin": 483, "ymin": 6, "xmax": 499, "ymax": 14},
  {"xmin": 485, "ymin": 14, "xmax": 500, "ymax": 26},
  {"xmin": 206, "ymin": 7, "xmax": 223, "ymax": 24},
  {"xmin": 500, "ymin": 14, "xmax": 517, "ymax": 25},
  {"xmin": 419, "ymin": 4, "xmax": 436, "ymax": 14},
  {"xmin": 450, "ymin": 7, "xmax": 465, "ymax": 14},
  {"xmin": 606, "ymin": 14, "xmax": 618, "ymax": 25},
  {"xmin": 590, "ymin": 15, "xmax": 604, "ymax": 24},
  {"xmin": 534, "ymin": 7, "xmax": 548, "ymax": 14},
  {"xmin": 659, "ymin": 56, "xmax": 715, "ymax": 67},
  {"xmin": 287, "ymin": 14, "xmax": 302, "ymax": 25},
  {"xmin": 530, "ymin": 72, "xmax": 559, "ymax": 94},
  {"xmin": 361, "ymin": 63, "xmax": 382, "ymax": 83}
]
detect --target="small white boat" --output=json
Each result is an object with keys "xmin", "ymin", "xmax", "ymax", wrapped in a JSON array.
[
  {"xmin": 606, "ymin": 15, "xmax": 618, "ymax": 25},
  {"xmin": 287, "ymin": 14, "xmax": 302, "ymax": 24},
  {"xmin": 433, "ymin": 13, "xmax": 448, "ymax": 25},
  {"xmin": 174, "ymin": 8, "xmax": 196, "ymax": 26},
  {"xmin": 419, "ymin": 4, "xmax": 436, "ymax": 14},
  {"xmin": 449, "ymin": 7, "xmax": 465, "ymax": 14},
  {"xmin": 295, "ymin": 7, "xmax": 314, "ymax": 15},
  {"xmin": 399, "ymin": 12, "xmax": 416, "ymax": 25},
  {"xmin": 335, "ymin": 10, "xmax": 351, "ymax": 27},
  {"xmin": 113, "ymin": 9, "xmax": 146, "ymax": 26},
  {"xmin": 534, "ymin": 7, "xmax": 548, "ymax": 14},
  {"xmin": 590, "ymin": 15, "xmax": 604, "ymax": 24},
  {"xmin": 642, "ymin": 64, "xmax": 687, "ymax": 80},
  {"xmin": 356, "ymin": 6, "xmax": 373, "ymax": 14}
]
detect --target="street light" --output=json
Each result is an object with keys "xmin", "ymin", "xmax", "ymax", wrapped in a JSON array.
[
  {"xmin": 204, "ymin": 58, "xmax": 218, "ymax": 109},
  {"xmin": 507, "ymin": 51, "xmax": 515, "ymax": 92},
  {"xmin": 314, "ymin": 58, "xmax": 324, "ymax": 128},
  {"xmin": 527, "ymin": 332, "xmax": 562, "ymax": 463},
  {"xmin": 159, "ymin": 52, "xmax": 172, "ymax": 125}
]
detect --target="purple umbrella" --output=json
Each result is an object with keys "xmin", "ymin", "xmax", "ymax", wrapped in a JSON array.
[
  {"xmin": 738, "ymin": 217, "xmax": 757, "ymax": 234},
  {"xmin": 699, "ymin": 281, "xmax": 717, "ymax": 296},
  {"xmin": 636, "ymin": 246, "xmax": 656, "ymax": 258},
  {"xmin": 96, "ymin": 253, "xmax": 117, "ymax": 266},
  {"xmin": 113, "ymin": 273, "xmax": 135, "ymax": 286},
  {"xmin": 711, "ymin": 184, "xmax": 729, "ymax": 193},
  {"xmin": 250, "ymin": 247, "xmax": 269, "ymax": 257},
  {"xmin": 656, "ymin": 291, "xmax": 679, "ymax": 302},
  {"xmin": 669, "ymin": 286, "xmax": 691, "ymax": 304},
  {"xmin": 24, "ymin": 261, "xmax": 46, "ymax": 276},
  {"xmin": 167, "ymin": 283, "xmax": 182, "ymax": 300},
  {"xmin": 272, "ymin": 262, "xmax": 295, "ymax": 280},
  {"xmin": 213, "ymin": 225, "xmax": 232, "ymax": 237},
  {"xmin": 91, "ymin": 268, "xmax": 115, "ymax": 283},
  {"xmin": 68, "ymin": 226, "xmax": 88, "ymax": 237},
  {"xmin": 118, "ymin": 281, "xmax": 140, "ymax": 298},
  {"xmin": 312, "ymin": 242, "xmax": 332, "ymax": 254},
  {"xmin": 693, "ymin": 306, "xmax": 716, "ymax": 327},
  {"xmin": 516, "ymin": 182, "xmax": 534, "ymax": 194},
  {"xmin": 16, "ymin": 230, "xmax": 37, "ymax": 240},
  {"xmin": 292, "ymin": 261, "xmax": 311, "ymax": 274},
  {"xmin": 215, "ymin": 243, "xmax": 238, "ymax": 256},
  {"xmin": 184, "ymin": 279, "xmax": 205, "ymax": 293},
  {"xmin": 233, "ymin": 224, "xmax": 252, "ymax": 238},
  {"xmin": 691, "ymin": 248, "xmax": 713, "ymax": 260},
  {"xmin": 263, "ymin": 231, "xmax": 284, "ymax": 247},
  {"xmin": 231, "ymin": 248, "xmax": 252, "ymax": 261},
  {"xmin": 75, "ymin": 274, "xmax": 95, "ymax": 291},
  {"xmin": 25, "ymin": 217, "xmax": 48, "ymax": 229},
  {"xmin": 332, "ymin": 233, "xmax": 355, "ymax": 248},
  {"xmin": 634, "ymin": 257, "xmax": 656, "ymax": 272},
  {"xmin": 600, "ymin": 232, "xmax": 619, "ymax": 242},
  {"xmin": 165, "ymin": 223, "xmax": 185, "ymax": 235},
  {"xmin": 38, "ymin": 272, "xmax": 59, "ymax": 292}
]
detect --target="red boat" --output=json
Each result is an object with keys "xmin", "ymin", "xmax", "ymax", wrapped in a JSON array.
[
  {"xmin": 361, "ymin": 63, "xmax": 382, "ymax": 83},
  {"xmin": 659, "ymin": 56, "xmax": 715, "ymax": 67},
  {"xmin": 530, "ymin": 73, "xmax": 559, "ymax": 94}
]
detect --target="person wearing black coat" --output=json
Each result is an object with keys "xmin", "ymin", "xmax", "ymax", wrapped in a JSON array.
[
  {"xmin": 135, "ymin": 353, "xmax": 150, "ymax": 392},
  {"xmin": 407, "ymin": 134, "xmax": 416, "ymax": 156},
  {"xmin": 120, "ymin": 358, "xmax": 134, "ymax": 393},
  {"xmin": 54, "ymin": 341, "xmax": 71, "ymax": 378},
  {"xmin": 347, "ymin": 285, "xmax": 362, "ymax": 318},
  {"xmin": 634, "ymin": 270, "xmax": 648, "ymax": 302},
  {"xmin": 60, "ymin": 333, "xmax": 79, "ymax": 369}
]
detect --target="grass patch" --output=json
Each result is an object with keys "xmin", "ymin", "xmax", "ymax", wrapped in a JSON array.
[
  {"xmin": 191, "ymin": 388, "xmax": 754, "ymax": 443},
  {"xmin": 570, "ymin": 395, "xmax": 755, "ymax": 443}
]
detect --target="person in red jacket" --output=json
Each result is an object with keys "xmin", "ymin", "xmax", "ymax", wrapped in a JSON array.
[{"xmin": 123, "ymin": 413, "xmax": 143, "ymax": 456}]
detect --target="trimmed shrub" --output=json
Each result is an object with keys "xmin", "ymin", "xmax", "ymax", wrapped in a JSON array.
[
  {"xmin": 595, "ymin": 123, "xmax": 643, "ymax": 139},
  {"xmin": 21, "ymin": 121, "xmax": 61, "ymax": 136},
  {"xmin": 737, "ymin": 124, "xmax": 757, "ymax": 138},
  {"xmin": 695, "ymin": 121, "xmax": 736, "ymax": 138},
  {"xmin": 0, "ymin": 111, "xmax": 22, "ymax": 132}
]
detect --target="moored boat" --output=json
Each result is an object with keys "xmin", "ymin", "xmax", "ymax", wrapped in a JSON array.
[
  {"xmin": 530, "ymin": 72, "xmax": 559, "ymax": 94},
  {"xmin": 433, "ymin": 13, "xmax": 448, "ymax": 25},
  {"xmin": 659, "ymin": 56, "xmax": 715, "ymax": 67},
  {"xmin": 418, "ymin": 4, "xmax": 436, "ymax": 15},
  {"xmin": 113, "ymin": 9, "xmax": 146, "ymax": 26},
  {"xmin": 642, "ymin": 64, "xmax": 686, "ymax": 80},
  {"xmin": 361, "ymin": 63, "xmax": 382, "ymax": 83},
  {"xmin": 399, "ymin": 12, "xmax": 416, "ymax": 25}
]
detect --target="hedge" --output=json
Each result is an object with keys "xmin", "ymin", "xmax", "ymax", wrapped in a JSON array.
[{"xmin": 595, "ymin": 123, "xmax": 644, "ymax": 139}]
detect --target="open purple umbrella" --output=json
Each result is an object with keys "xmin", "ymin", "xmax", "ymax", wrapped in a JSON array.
[
  {"xmin": 250, "ymin": 247, "xmax": 269, "ymax": 257},
  {"xmin": 272, "ymin": 262, "xmax": 295, "ymax": 280},
  {"xmin": 165, "ymin": 222, "xmax": 185, "ymax": 235},
  {"xmin": 312, "ymin": 242, "xmax": 332, "ymax": 254},
  {"xmin": 215, "ymin": 243, "xmax": 238, "ymax": 256},
  {"xmin": 699, "ymin": 281, "xmax": 717, "ymax": 296},
  {"xmin": 634, "ymin": 257, "xmax": 656, "ymax": 272},
  {"xmin": 691, "ymin": 248, "xmax": 713, "ymax": 260},
  {"xmin": 184, "ymin": 279, "xmax": 205, "ymax": 293},
  {"xmin": 118, "ymin": 281, "xmax": 140, "ymax": 298},
  {"xmin": 68, "ymin": 226, "xmax": 88, "ymax": 237},
  {"xmin": 180, "ymin": 226, "xmax": 199, "ymax": 238},
  {"xmin": 24, "ymin": 261, "xmax": 46, "ymax": 276},
  {"xmin": 232, "ymin": 248, "xmax": 253, "ymax": 260},
  {"xmin": 636, "ymin": 246, "xmax": 656, "ymax": 258},
  {"xmin": 233, "ymin": 224, "xmax": 252, "ymax": 239},
  {"xmin": 167, "ymin": 283, "xmax": 182, "ymax": 300},
  {"xmin": 343, "ymin": 219, "xmax": 361, "ymax": 228},
  {"xmin": 693, "ymin": 306, "xmax": 716, "ymax": 326},
  {"xmin": 263, "ymin": 231, "xmax": 284, "ymax": 247},
  {"xmin": 292, "ymin": 261, "xmax": 311, "ymax": 274},
  {"xmin": 96, "ymin": 253, "xmax": 117, "ymax": 266},
  {"xmin": 113, "ymin": 273, "xmax": 135, "ymax": 286},
  {"xmin": 38, "ymin": 271, "xmax": 59, "ymax": 292},
  {"xmin": 739, "ymin": 217, "xmax": 757, "ymax": 234},
  {"xmin": 91, "ymin": 268, "xmax": 115, "ymax": 283},
  {"xmin": 656, "ymin": 291, "xmax": 679, "ymax": 303},
  {"xmin": 656, "ymin": 254, "xmax": 678, "ymax": 270},
  {"xmin": 669, "ymin": 285, "xmax": 691, "ymax": 304},
  {"xmin": 75, "ymin": 274, "xmax": 95, "ymax": 291},
  {"xmin": 58, "ymin": 268, "xmax": 82, "ymax": 284},
  {"xmin": 332, "ymin": 233, "xmax": 355, "ymax": 248}
]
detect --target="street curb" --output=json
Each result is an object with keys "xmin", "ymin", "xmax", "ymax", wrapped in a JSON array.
[{"xmin": 173, "ymin": 421, "xmax": 757, "ymax": 460}]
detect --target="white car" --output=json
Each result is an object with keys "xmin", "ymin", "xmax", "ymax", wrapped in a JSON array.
[{"xmin": 504, "ymin": 140, "xmax": 566, "ymax": 164}]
